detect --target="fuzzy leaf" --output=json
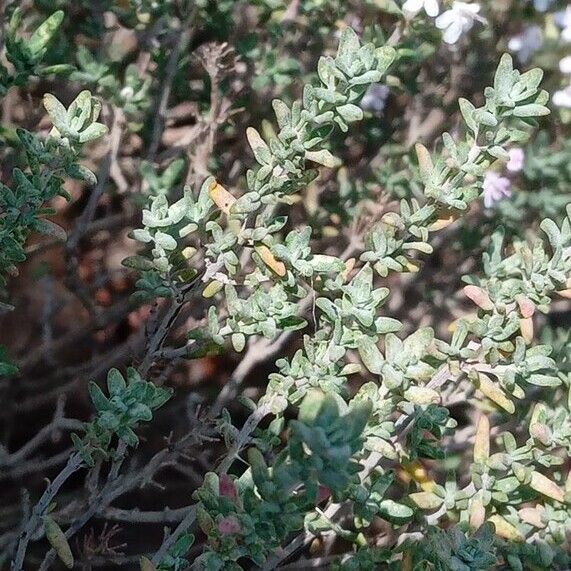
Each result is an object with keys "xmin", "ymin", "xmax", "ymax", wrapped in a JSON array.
[
  {"xmin": 305, "ymin": 149, "xmax": 342, "ymax": 168},
  {"xmin": 29, "ymin": 11, "xmax": 64, "ymax": 58},
  {"xmin": 415, "ymin": 143, "xmax": 433, "ymax": 184},
  {"xmin": 358, "ymin": 337, "xmax": 384, "ymax": 374},
  {"xmin": 246, "ymin": 127, "xmax": 272, "ymax": 165}
]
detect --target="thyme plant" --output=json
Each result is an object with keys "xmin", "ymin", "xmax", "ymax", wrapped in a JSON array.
[{"xmin": 1, "ymin": 2, "xmax": 571, "ymax": 570}]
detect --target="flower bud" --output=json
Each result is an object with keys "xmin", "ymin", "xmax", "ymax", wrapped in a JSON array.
[{"xmin": 217, "ymin": 515, "xmax": 242, "ymax": 535}]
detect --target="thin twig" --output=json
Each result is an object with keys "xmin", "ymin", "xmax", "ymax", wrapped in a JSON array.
[
  {"xmin": 65, "ymin": 107, "xmax": 125, "ymax": 317},
  {"xmin": 147, "ymin": 6, "xmax": 199, "ymax": 160},
  {"xmin": 11, "ymin": 453, "xmax": 84, "ymax": 571}
]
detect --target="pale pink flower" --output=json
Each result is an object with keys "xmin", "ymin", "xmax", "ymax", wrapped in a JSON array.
[
  {"xmin": 482, "ymin": 172, "xmax": 511, "ymax": 208},
  {"xmin": 506, "ymin": 148, "xmax": 525, "ymax": 173},
  {"xmin": 219, "ymin": 473, "xmax": 238, "ymax": 501}
]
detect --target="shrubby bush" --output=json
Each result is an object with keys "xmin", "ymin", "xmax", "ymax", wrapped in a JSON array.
[{"xmin": 0, "ymin": 1, "xmax": 570, "ymax": 569}]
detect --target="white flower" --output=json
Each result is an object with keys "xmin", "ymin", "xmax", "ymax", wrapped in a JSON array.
[
  {"xmin": 506, "ymin": 148, "xmax": 525, "ymax": 173},
  {"xmin": 120, "ymin": 86, "xmax": 135, "ymax": 100},
  {"xmin": 560, "ymin": 56, "xmax": 571, "ymax": 75},
  {"xmin": 508, "ymin": 25, "xmax": 543, "ymax": 64},
  {"xmin": 403, "ymin": 0, "xmax": 439, "ymax": 17},
  {"xmin": 482, "ymin": 172, "xmax": 511, "ymax": 208},
  {"xmin": 435, "ymin": 2, "xmax": 486, "ymax": 45},
  {"xmin": 553, "ymin": 83, "xmax": 571, "ymax": 108},
  {"xmin": 555, "ymin": 7, "xmax": 571, "ymax": 43},
  {"xmin": 361, "ymin": 84, "xmax": 390, "ymax": 114},
  {"xmin": 530, "ymin": 0, "xmax": 554, "ymax": 12},
  {"xmin": 554, "ymin": 56, "xmax": 571, "ymax": 108}
]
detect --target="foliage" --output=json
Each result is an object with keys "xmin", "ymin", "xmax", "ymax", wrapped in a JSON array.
[
  {"xmin": 192, "ymin": 391, "xmax": 370, "ymax": 568},
  {"xmin": 0, "ymin": 90, "xmax": 106, "ymax": 291},
  {"xmin": 72, "ymin": 368, "xmax": 173, "ymax": 465},
  {"xmin": 1, "ymin": 1, "xmax": 571, "ymax": 570},
  {"xmin": 0, "ymin": 8, "xmax": 69, "ymax": 95}
]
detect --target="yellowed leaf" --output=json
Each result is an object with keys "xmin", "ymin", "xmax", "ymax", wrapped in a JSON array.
[
  {"xmin": 409, "ymin": 491, "xmax": 443, "ymax": 510},
  {"xmin": 488, "ymin": 515, "xmax": 524, "ymax": 541},
  {"xmin": 428, "ymin": 209, "xmax": 456, "ymax": 231},
  {"xmin": 309, "ymin": 537, "xmax": 322, "ymax": 555},
  {"xmin": 341, "ymin": 258, "xmax": 355, "ymax": 282},
  {"xmin": 256, "ymin": 245, "xmax": 286, "ymax": 277},
  {"xmin": 415, "ymin": 142, "xmax": 433, "ymax": 181},
  {"xmin": 405, "ymin": 260, "xmax": 420, "ymax": 273},
  {"xmin": 463, "ymin": 285, "xmax": 494, "ymax": 311},
  {"xmin": 208, "ymin": 180, "xmax": 236, "ymax": 215},
  {"xmin": 520, "ymin": 316, "xmax": 534, "ymax": 344},
  {"xmin": 400, "ymin": 460, "xmax": 435, "ymax": 492},
  {"xmin": 182, "ymin": 246, "xmax": 196, "ymax": 259},
  {"xmin": 322, "ymin": 226, "xmax": 339, "ymax": 237},
  {"xmin": 404, "ymin": 386, "xmax": 440, "ymax": 405},
  {"xmin": 518, "ymin": 506, "xmax": 545, "ymax": 528},
  {"xmin": 477, "ymin": 373, "xmax": 515, "ymax": 414},
  {"xmin": 529, "ymin": 471, "xmax": 565, "ymax": 503},
  {"xmin": 203, "ymin": 280, "xmax": 223, "ymax": 298},
  {"xmin": 474, "ymin": 414, "xmax": 490, "ymax": 464},
  {"xmin": 44, "ymin": 516, "xmax": 74, "ymax": 569},
  {"xmin": 469, "ymin": 498, "xmax": 485, "ymax": 530},
  {"xmin": 140, "ymin": 556, "xmax": 157, "ymax": 571}
]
